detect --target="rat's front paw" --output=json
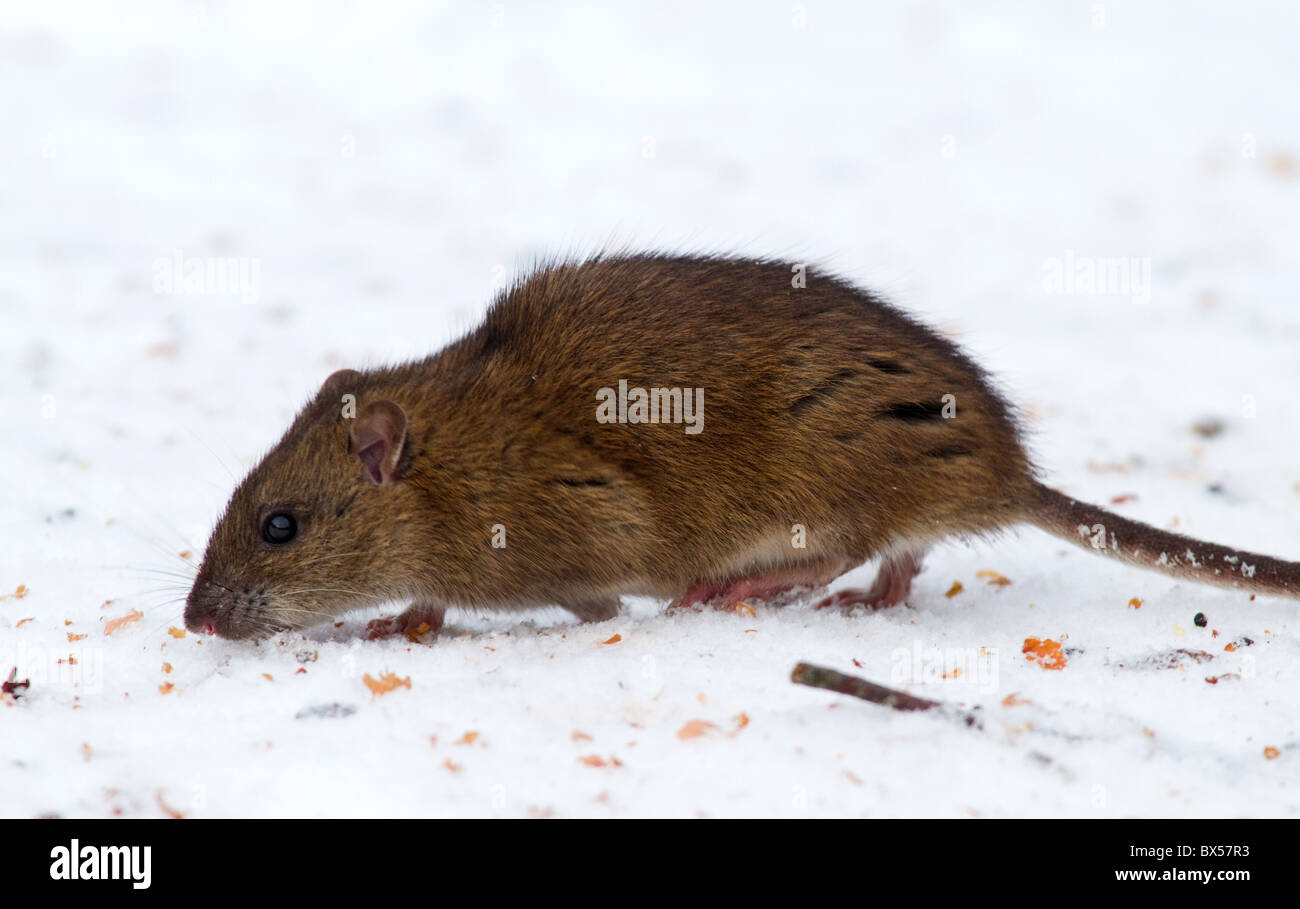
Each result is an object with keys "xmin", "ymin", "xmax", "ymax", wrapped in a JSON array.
[{"xmin": 366, "ymin": 603, "xmax": 446, "ymax": 641}]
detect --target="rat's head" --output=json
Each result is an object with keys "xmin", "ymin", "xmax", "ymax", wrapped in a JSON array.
[{"xmin": 184, "ymin": 369, "xmax": 421, "ymax": 640}]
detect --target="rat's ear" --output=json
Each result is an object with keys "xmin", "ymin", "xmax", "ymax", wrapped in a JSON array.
[
  {"xmin": 349, "ymin": 399, "xmax": 408, "ymax": 486},
  {"xmin": 319, "ymin": 368, "xmax": 363, "ymax": 400}
]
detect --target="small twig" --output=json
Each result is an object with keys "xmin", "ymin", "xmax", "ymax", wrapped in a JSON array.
[
  {"xmin": 2, "ymin": 667, "xmax": 31, "ymax": 700},
  {"xmin": 791, "ymin": 662, "xmax": 940, "ymax": 710},
  {"xmin": 791, "ymin": 662, "xmax": 981, "ymax": 728}
]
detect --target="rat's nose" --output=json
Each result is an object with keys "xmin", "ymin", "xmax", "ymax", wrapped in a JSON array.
[
  {"xmin": 182, "ymin": 602, "xmax": 211, "ymax": 634},
  {"xmin": 184, "ymin": 579, "xmax": 220, "ymax": 635}
]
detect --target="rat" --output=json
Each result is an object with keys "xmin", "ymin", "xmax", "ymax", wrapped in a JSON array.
[{"xmin": 183, "ymin": 254, "xmax": 1300, "ymax": 640}]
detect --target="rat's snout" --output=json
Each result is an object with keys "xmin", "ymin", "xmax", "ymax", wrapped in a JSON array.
[
  {"xmin": 184, "ymin": 575, "xmax": 275, "ymax": 640},
  {"xmin": 184, "ymin": 580, "xmax": 220, "ymax": 635}
]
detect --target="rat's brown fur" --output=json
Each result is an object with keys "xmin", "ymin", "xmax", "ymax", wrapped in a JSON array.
[{"xmin": 185, "ymin": 253, "xmax": 1299, "ymax": 640}]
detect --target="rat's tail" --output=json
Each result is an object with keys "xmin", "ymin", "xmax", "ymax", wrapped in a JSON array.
[{"xmin": 1026, "ymin": 482, "xmax": 1300, "ymax": 600}]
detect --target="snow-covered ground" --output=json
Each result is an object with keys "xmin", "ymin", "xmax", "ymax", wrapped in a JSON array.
[{"xmin": 2, "ymin": 1, "xmax": 1299, "ymax": 818}]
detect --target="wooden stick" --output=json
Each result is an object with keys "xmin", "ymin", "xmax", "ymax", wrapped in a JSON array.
[{"xmin": 791, "ymin": 662, "xmax": 980, "ymax": 727}]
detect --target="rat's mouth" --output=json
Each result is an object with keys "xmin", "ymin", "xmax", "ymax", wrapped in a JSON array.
[
  {"xmin": 185, "ymin": 609, "xmax": 291, "ymax": 641},
  {"xmin": 184, "ymin": 607, "xmax": 275, "ymax": 640}
]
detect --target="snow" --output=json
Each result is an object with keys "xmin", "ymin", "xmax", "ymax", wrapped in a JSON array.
[{"xmin": 2, "ymin": 0, "xmax": 1299, "ymax": 818}]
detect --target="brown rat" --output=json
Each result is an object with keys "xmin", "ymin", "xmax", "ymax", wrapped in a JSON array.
[{"xmin": 184, "ymin": 254, "xmax": 1300, "ymax": 640}]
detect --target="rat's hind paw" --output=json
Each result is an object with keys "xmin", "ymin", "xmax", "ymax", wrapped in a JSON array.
[
  {"xmin": 670, "ymin": 558, "xmax": 857, "ymax": 611},
  {"xmin": 814, "ymin": 550, "xmax": 926, "ymax": 612}
]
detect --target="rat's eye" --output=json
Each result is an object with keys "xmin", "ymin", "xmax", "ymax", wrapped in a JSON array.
[{"xmin": 262, "ymin": 513, "xmax": 298, "ymax": 545}]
